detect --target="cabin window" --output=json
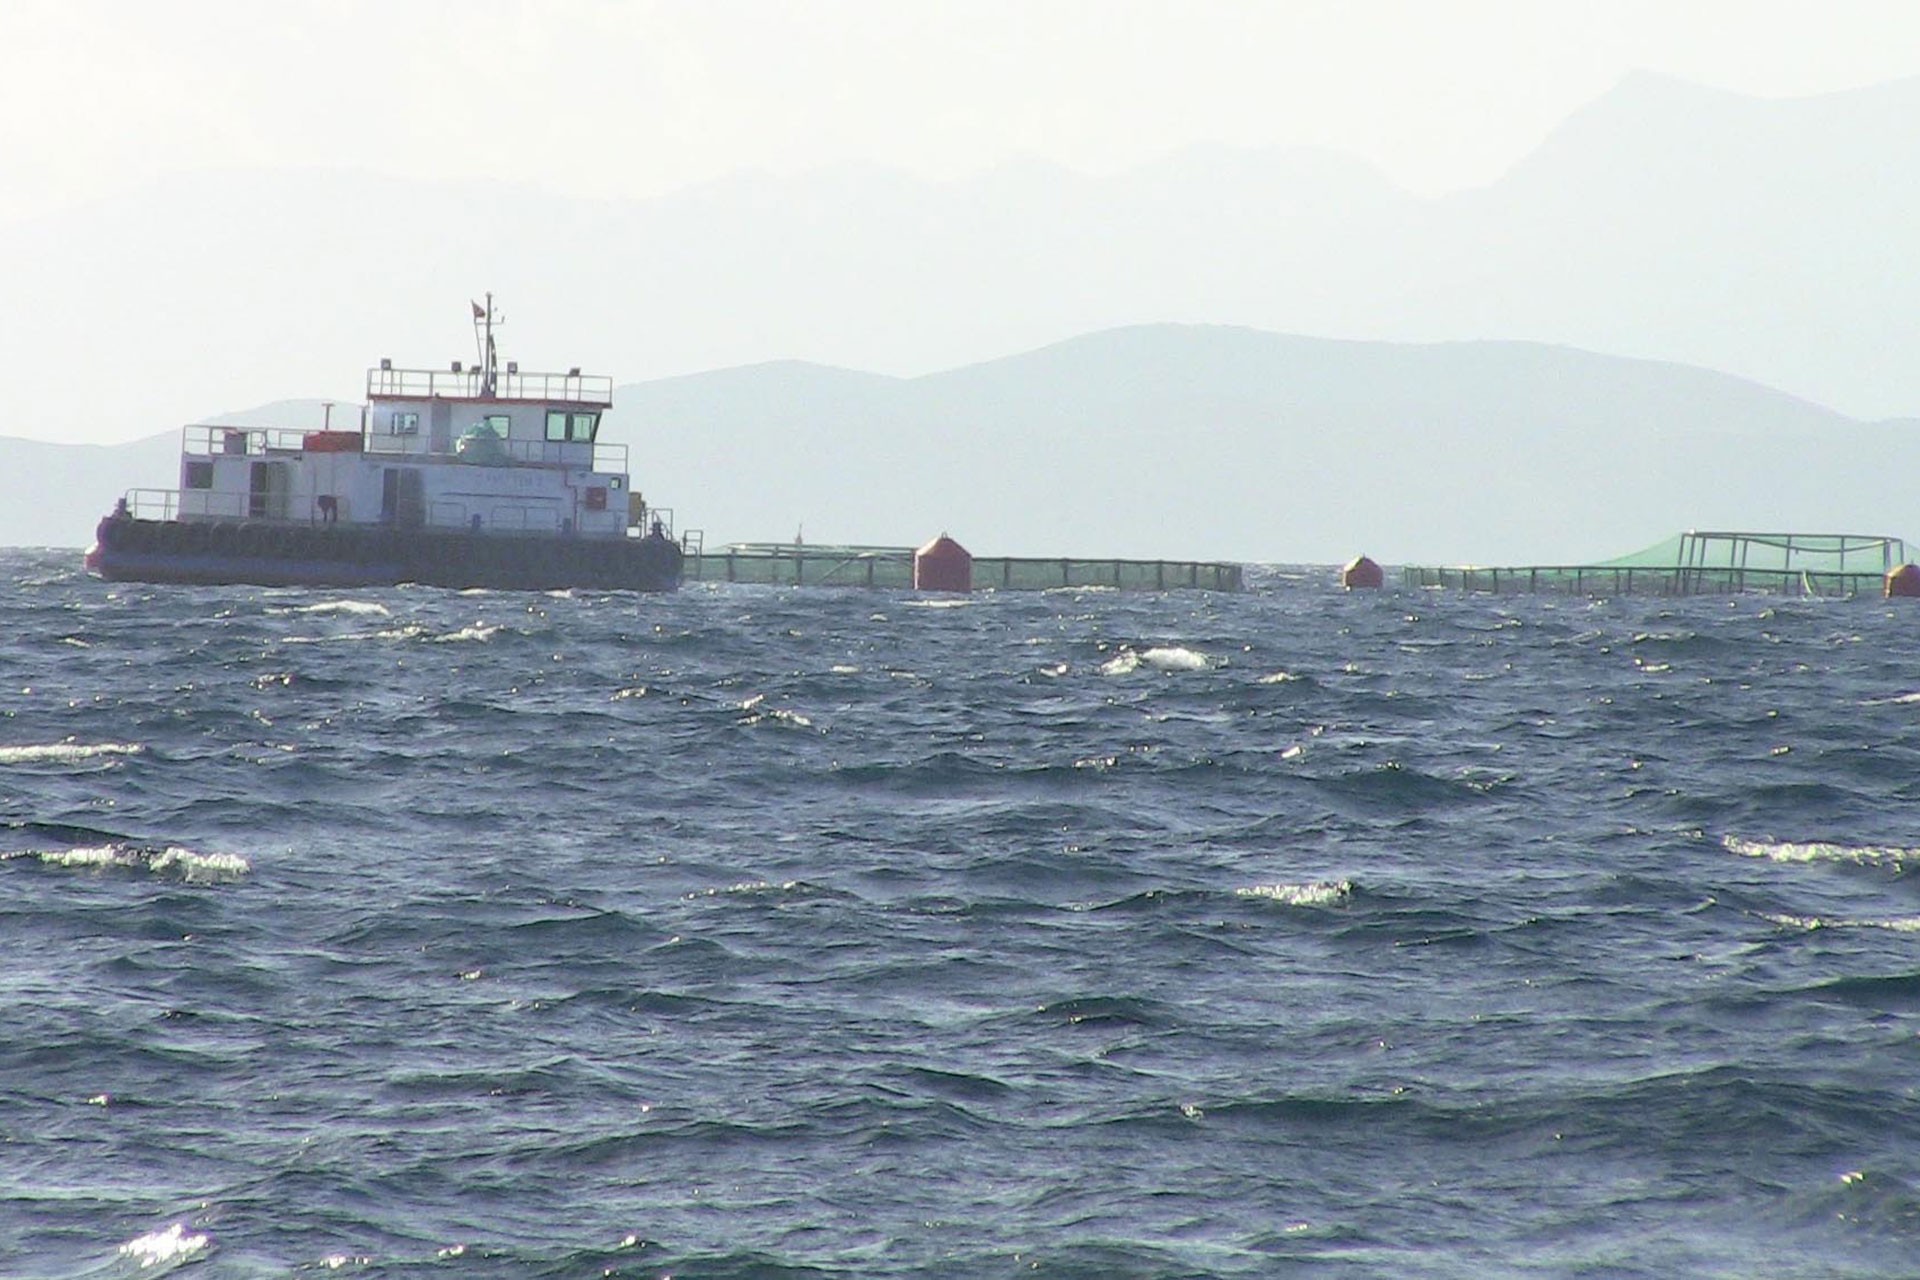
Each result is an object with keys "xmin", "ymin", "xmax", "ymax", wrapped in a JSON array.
[
  {"xmin": 547, "ymin": 410, "xmax": 598, "ymax": 442},
  {"xmin": 392, "ymin": 411, "xmax": 420, "ymax": 435},
  {"xmin": 185, "ymin": 460, "xmax": 214, "ymax": 489}
]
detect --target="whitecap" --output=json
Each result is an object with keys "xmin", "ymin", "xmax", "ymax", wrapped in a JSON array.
[
  {"xmin": 741, "ymin": 703, "xmax": 814, "ymax": 729},
  {"xmin": 431, "ymin": 623, "xmax": 502, "ymax": 643},
  {"xmin": 147, "ymin": 848, "xmax": 253, "ymax": 882},
  {"xmin": 17, "ymin": 844, "xmax": 250, "ymax": 883},
  {"xmin": 1141, "ymin": 646, "xmax": 1210, "ymax": 671},
  {"xmin": 118, "ymin": 1222, "xmax": 213, "ymax": 1269},
  {"xmin": 267, "ymin": 600, "xmax": 390, "ymax": 617},
  {"xmin": 1257, "ymin": 670, "xmax": 1301, "ymax": 684},
  {"xmin": 1103, "ymin": 646, "xmax": 1210, "ymax": 675},
  {"xmin": 1723, "ymin": 836, "xmax": 1920, "ymax": 867},
  {"xmin": 1237, "ymin": 880, "xmax": 1352, "ymax": 908},
  {"xmin": 0, "ymin": 741, "xmax": 143, "ymax": 766},
  {"xmin": 283, "ymin": 624, "xmax": 426, "ymax": 645},
  {"xmin": 1762, "ymin": 911, "xmax": 1920, "ymax": 933}
]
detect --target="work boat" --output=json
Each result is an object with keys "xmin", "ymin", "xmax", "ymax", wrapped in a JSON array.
[{"xmin": 86, "ymin": 298, "xmax": 687, "ymax": 592}]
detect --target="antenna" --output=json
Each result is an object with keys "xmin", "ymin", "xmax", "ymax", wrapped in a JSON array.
[{"xmin": 471, "ymin": 293, "xmax": 504, "ymax": 396}]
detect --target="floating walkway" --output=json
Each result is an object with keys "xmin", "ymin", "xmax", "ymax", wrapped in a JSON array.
[
  {"xmin": 686, "ymin": 543, "xmax": 1243, "ymax": 592},
  {"xmin": 1403, "ymin": 530, "xmax": 1908, "ymax": 597}
]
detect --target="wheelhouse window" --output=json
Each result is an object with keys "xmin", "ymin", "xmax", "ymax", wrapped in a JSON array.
[
  {"xmin": 391, "ymin": 411, "xmax": 420, "ymax": 435},
  {"xmin": 185, "ymin": 460, "xmax": 214, "ymax": 489},
  {"xmin": 484, "ymin": 414, "xmax": 510, "ymax": 436},
  {"xmin": 546, "ymin": 410, "xmax": 599, "ymax": 443}
]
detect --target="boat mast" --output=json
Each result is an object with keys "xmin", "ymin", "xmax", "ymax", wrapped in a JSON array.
[{"xmin": 473, "ymin": 292, "xmax": 502, "ymax": 396}]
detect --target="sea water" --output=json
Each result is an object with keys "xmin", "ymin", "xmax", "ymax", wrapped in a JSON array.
[{"xmin": 4, "ymin": 549, "xmax": 1920, "ymax": 1278}]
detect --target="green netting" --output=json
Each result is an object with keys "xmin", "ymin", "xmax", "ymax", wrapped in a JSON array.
[
  {"xmin": 1404, "ymin": 530, "xmax": 1912, "ymax": 597},
  {"xmin": 685, "ymin": 546, "xmax": 1242, "ymax": 592},
  {"xmin": 1598, "ymin": 531, "xmax": 1907, "ymax": 574}
]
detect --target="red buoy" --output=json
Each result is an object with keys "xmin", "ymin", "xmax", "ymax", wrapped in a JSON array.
[
  {"xmin": 1341, "ymin": 554, "xmax": 1384, "ymax": 590},
  {"xmin": 914, "ymin": 533, "xmax": 973, "ymax": 592},
  {"xmin": 1886, "ymin": 564, "xmax": 1920, "ymax": 598}
]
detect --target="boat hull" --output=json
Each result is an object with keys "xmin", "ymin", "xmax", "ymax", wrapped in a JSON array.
[{"xmin": 88, "ymin": 516, "xmax": 683, "ymax": 592}]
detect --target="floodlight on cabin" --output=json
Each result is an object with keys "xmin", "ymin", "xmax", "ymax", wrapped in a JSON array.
[
  {"xmin": 568, "ymin": 367, "xmax": 581, "ymax": 378},
  {"xmin": 379, "ymin": 358, "xmax": 392, "ymax": 371},
  {"xmin": 507, "ymin": 361, "xmax": 518, "ymax": 374},
  {"xmin": 451, "ymin": 360, "xmax": 463, "ymax": 373}
]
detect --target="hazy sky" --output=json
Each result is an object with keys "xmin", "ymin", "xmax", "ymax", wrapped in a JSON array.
[{"xmin": 5, "ymin": 0, "xmax": 1919, "ymax": 223}]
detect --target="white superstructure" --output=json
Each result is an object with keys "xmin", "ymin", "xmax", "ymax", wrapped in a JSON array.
[{"xmin": 128, "ymin": 297, "xmax": 645, "ymax": 541}]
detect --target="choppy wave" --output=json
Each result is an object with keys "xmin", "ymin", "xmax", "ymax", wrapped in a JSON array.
[
  {"xmin": 11, "ymin": 549, "xmax": 1920, "ymax": 1278},
  {"xmin": 266, "ymin": 600, "xmax": 391, "ymax": 617},
  {"xmin": 0, "ymin": 741, "xmax": 143, "ymax": 766},
  {"xmin": 5, "ymin": 842, "xmax": 249, "ymax": 882},
  {"xmin": 431, "ymin": 622, "xmax": 503, "ymax": 643},
  {"xmin": 738, "ymin": 693, "xmax": 814, "ymax": 728},
  {"xmin": 1100, "ymin": 645, "xmax": 1212, "ymax": 675},
  {"xmin": 115, "ymin": 1223, "xmax": 213, "ymax": 1271},
  {"xmin": 1724, "ymin": 835, "xmax": 1920, "ymax": 867},
  {"xmin": 1236, "ymin": 880, "xmax": 1353, "ymax": 907},
  {"xmin": 1762, "ymin": 912, "xmax": 1920, "ymax": 933},
  {"xmin": 282, "ymin": 624, "xmax": 428, "ymax": 645}
]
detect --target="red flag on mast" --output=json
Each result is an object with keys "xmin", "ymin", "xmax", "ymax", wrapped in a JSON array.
[{"xmin": 471, "ymin": 300, "xmax": 486, "ymax": 320}]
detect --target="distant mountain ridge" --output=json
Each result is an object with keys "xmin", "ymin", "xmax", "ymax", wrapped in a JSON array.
[
  {"xmin": 16, "ymin": 326, "xmax": 1912, "ymax": 565},
  {"xmin": 4, "ymin": 71, "xmax": 1919, "ymax": 458}
]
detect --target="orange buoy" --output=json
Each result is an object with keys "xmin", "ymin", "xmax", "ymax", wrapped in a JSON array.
[
  {"xmin": 914, "ymin": 533, "xmax": 973, "ymax": 592},
  {"xmin": 1886, "ymin": 564, "xmax": 1920, "ymax": 598},
  {"xmin": 1341, "ymin": 554, "xmax": 1384, "ymax": 590}
]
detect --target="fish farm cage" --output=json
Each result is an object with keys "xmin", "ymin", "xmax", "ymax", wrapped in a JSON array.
[
  {"xmin": 687, "ymin": 544, "xmax": 1244, "ymax": 592},
  {"xmin": 1402, "ymin": 531, "xmax": 1909, "ymax": 598}
]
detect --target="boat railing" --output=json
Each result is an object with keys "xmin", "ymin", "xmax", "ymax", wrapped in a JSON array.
[
  {"xmin": 183, "ymin": 424, "xmax": 319, "ymax": 456},
  {"xmin": 122, "ymin": 489, "xmax": 184, "ymax": 521},
  {"xmin": 123, "ymin": 486, "xmax": 643, "ymax": 536},
  {"xmin": 421, "ymin": 499, "xmax": 567, "ymax": 534},
  {"xmin": 486, "ymin": 503, "xmax": 568, "ymax": 533},
  {"xmin": 366, "ymin": 366, "xmax": 613, "ymax": 405},
  {"xmin": 363, "ymin": 434, "xmax": 628, "ymax": 474},
  {"xmin": 123, "ymin": 487, "xmax": 268, "ymax": 521},
  {"xmin": 182, "ymin": 423, "xmax": 627, "ymax": 476}
]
